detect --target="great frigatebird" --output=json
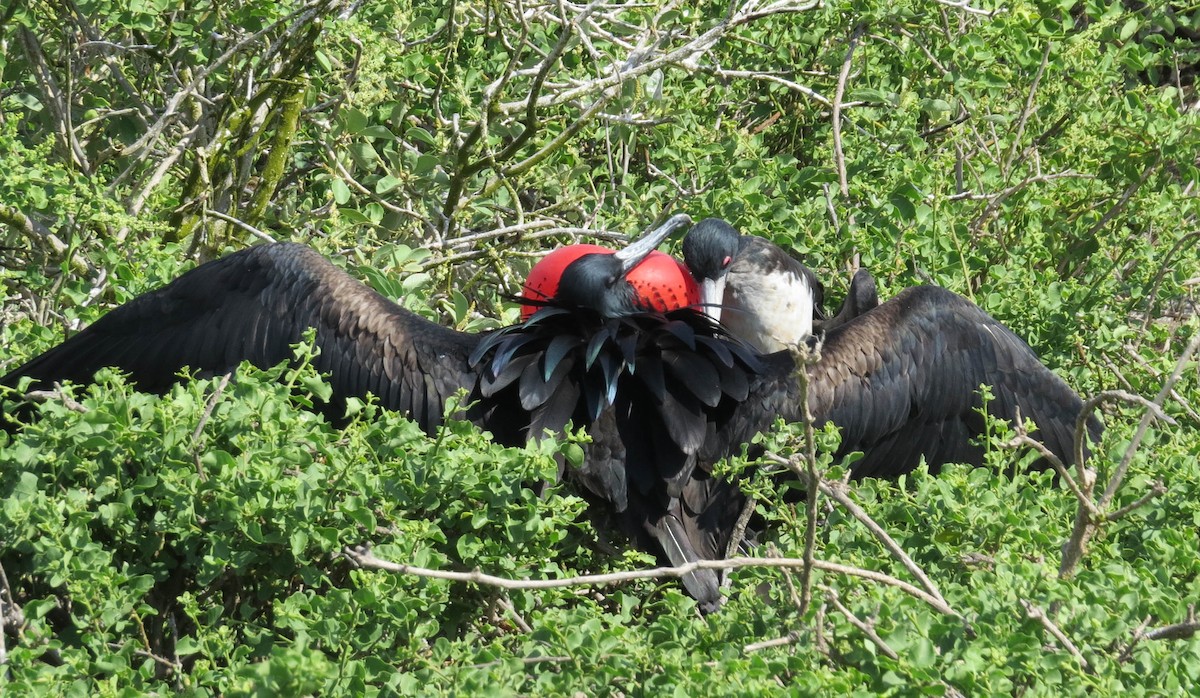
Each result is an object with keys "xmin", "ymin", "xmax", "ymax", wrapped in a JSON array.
[
  {"xmin": 682, "ymin": 217, "xmax": 1102, "ymax": 479},
  {"xmin": 0, "ymin": 214, "xmax": 756, "ymax": 610}
]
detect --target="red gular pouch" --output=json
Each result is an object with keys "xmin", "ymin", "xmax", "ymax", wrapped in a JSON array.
[{"xmin": 520, "ymin": 245, "xmax": 700, "ymax": 320}]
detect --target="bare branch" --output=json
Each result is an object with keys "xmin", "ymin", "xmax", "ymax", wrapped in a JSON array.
[
  {"xmin": 832, "ymin": 24, "xmax": 864, "ymax": 199},
  {"xmin": 817, "ymin": 477, "xmax": 949, "ymax": 609},
  {"xmin": 1021, "ymin": 599, "xmax": 1090, "ymax": 671},
  {"xmin": 343, "ymin": 547, "xmax": 962, "ymax": 617},
  {"xmin": 23, "ymin": 385, "xmax": 89, "ymax": 414},
  {"xmin": 1098, "ymin": 335, "xmax": 1199, "ymax": 508},
  {"xmin": 930, "ymin": 0, "xmax": 1006, "ymax": 16},
  {"xmin": 1002, "ymin": 41, "xmax": 1049, "ymax": 174},
  {"xmin": 826, "ymin": 587, "xmax": 899, "ymax": 660},
  {"xmin": 744, "ymin": 629, "xmax": 807, "ymax": 653},
  {"xmin": 203, "ymin": 209, "xmax": 278, "ymax": 244}
]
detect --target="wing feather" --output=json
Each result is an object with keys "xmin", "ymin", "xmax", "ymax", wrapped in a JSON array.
[{"xmin": 2, "ymin": 243, "xmax": 481, "ymax": 434}]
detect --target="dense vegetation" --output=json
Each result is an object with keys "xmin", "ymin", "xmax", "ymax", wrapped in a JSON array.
[{"xmin": 1, "ymin": 0, "xmax": 1198, "ymax": 694}]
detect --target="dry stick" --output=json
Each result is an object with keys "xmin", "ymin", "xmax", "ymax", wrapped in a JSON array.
[
  {"xmin": 817, "ymin": 476, "xmax": 949, "ymax": 608},
  {"xmin": 114, "ymin": 0, "xmax": 335, "ymax": 189},
  {"xmin": 19, "ymin": 28, "xmax": 90, "ymax": 173},
  {"xmin": 744, "ymin": 629, "xmax": 807, "ymax": 653},
  {"xmin": 321, "ymin": 142, "xmax": 412, "ymax": 217},
  {"xmin": 494, "ymin": 0, "xmax": 822, "ymax": 114},
  {"xmin": 0, "ymin": 559, "xmax": 18, "ymax": 667},
  {"xmin": 788, "ymin": 340, "xmax": 823, "ymax": 617},
  {"xmin": 1002, "ymin": 432, "xmax": 1101, "ymax": 518},
  {"xmin": 1020, "ymin": 599, "xmax": 1090, "ymax": 672},
  {"xmin": 344, "ymin": 547, "xmax": 959, "ymax": 617},
  {"xmin": 832, "ymin": 24, "xmax": 864, "ymax": 200},
  {"xmin": 24, "ymin": 385, "xmax": 88, "ymax": 414},
  {"xmin": 1002, "ymin": 41, "xmax": 1050, "ymax": 175},
  {"xmin": 1119, "ymin": 344, "xmax": 1200, "ymax": 424},
  {"xmin": 707, "ymin": 69, "xmax": 832, "ymax": 107},
  {"xmin": 1104, "ymin": 480, "xmax": 1167, "ymax": 522},
  {"xmin": 1098, "ymin": 332, "xmax": 1200, "ymax": 508},
  {"xmin": 1058, "ymin": 387, "xmax": 1183, "ymax": 579},
  {"xmin": 931, "ymin": 0, "xmax": 1007, "ymax": 16},
  {"xmin": 825, "ymin": 587, "xmax": 899, "ymax": 661},
  {"xmin": 191, "ymin": 373, "xmax": 232, "ymax": 481},
  {"xmin": 723, "ymin": 495, "xmax": 758, "ymax": 563},
  {"xmin": 496, "ymin": 595, "xmax": 534, "ymax": 634},
  {"xmin": 1143, "ymin": 605, "xmax": 1199, "ymax": 641},
  {"xmin": 204, "ymin": 209, "xmax": 277, "ymax": 244},
  {"xmin": 1116, "ymin": 615, "xmax": 1155, "ymax": 664}
]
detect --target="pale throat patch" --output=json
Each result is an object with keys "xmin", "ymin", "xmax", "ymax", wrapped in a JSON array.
[{"xmin": 725, "ymin": 269, "xmax": 814, "ymax": 353}]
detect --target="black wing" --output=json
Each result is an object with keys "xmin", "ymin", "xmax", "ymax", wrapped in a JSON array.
[
  {"xmin": 808, "ymin": 285, "xmax": 1100, "ymax": 477},
  {"xmin": 710, "ymin": 285, "xmax": 1100, "ymax": 479},
  {"xmin": 817, "ymin": 268, "xmax": 878, "ymax": 334},
  {"xmin": 2, "ymin": 243, "xmax": 481, "ymax": 434}
]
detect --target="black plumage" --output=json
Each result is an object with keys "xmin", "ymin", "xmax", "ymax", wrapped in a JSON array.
[
  {"xmin": 2, "ymin": 215, "xmax": 1104, "ymax": 612},
  {"xmin": 1, "ymin": 215, "xmax": 753, "ymax": 610},
  {"xmin": 682, "ymin": 220, "xmax": 1101, "ymax": 478},
  {"xmin": 817, "ymin": 268, "xmax": 878, "ymax": 333},
  {"xmin": 704, "ymin": 285, "xmax": 1102, "ymax": 478},
  {"xmin": 3, "ymin": 243, "xmax": 478, "ymax": 436}
]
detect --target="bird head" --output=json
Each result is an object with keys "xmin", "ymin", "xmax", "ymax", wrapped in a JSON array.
[
  {"xmin": 681, "ymin": 218, "xmax": 740, "ymax": 323},
  {"xmin": 522, "ymin": 214, "xmax": 697, "ymax": 318}
]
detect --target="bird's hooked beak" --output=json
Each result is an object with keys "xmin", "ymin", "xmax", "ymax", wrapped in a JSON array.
[
  {"xmin": 613, "ymin": 213, "xmax": 693, "ymax": 276},
  {"xmin": 698, "ymin": 277, "xmax": 726, "ymax": 323}
]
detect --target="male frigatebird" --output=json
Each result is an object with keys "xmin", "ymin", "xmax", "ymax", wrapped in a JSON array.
[
  {"xmin": 1, "ymin": 214, "xmax": 755, "ymax": 610},
  {"xmin": 682, "ymin": 217, "xmax": 1102, "ymax": 479}
]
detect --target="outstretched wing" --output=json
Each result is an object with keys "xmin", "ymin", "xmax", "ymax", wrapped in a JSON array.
[
  {"xmin": 2, "ymin": 243, "xmax": 481, "ymax": 434},
  {"xmin": 808, "ymin": 285, "xmax": 1101, "ymax": 477}
]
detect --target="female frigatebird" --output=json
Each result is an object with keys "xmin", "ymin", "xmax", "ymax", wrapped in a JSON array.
[
  {"xmin": 1, "ymin": 214, "xmax": 754, "ymax": 610},
  {"xmin": 682, "ymin": 217, "xmax": 1102, "ymax": 479}
]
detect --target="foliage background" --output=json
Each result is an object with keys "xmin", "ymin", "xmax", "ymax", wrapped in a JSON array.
[{"xmin": 1, "ymin": 0, "xmax": 1198, "ymax": 694}]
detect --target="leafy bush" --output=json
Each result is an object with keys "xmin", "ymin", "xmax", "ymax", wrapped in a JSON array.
[{"xmin": 2, "ymin": 0, "xmax": 1199, "ymax": 694}]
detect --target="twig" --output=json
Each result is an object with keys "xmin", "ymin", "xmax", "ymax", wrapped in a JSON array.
[
  {"xmin": 24, "ymin": 385, "xmax": 88, "ymax": 413},
  {"xmin": 1116, "ymin": 615, "xmax": 1155, "ymax": 664},
  {"xmin": 832, "ymin": 24, "xmax": 864, "ymax": 199},
  {"xmin": 191, "ymin": 372, "xmax": 232, "ymax": 481},
  {"xmin": 1103, "ymin": 480, "xmax": 1166, "ymax": 522},
  {"xmin": 744, "ymin": 629, "xmax": 806, "ymax": 653},
  {"xmin": 344, "ymin": 547, "xmax": 961, "ymax": 617},
  {"xmin": 0, "ymin": 559, "xmax": 20, "ymax": 666},
  {"xmin": 786, "ymin": 338, "xmax": 824, "ymax": 617},
  {"xmin": 497, "ymin": 595, "xmax": 534, "ymax": 634},
  {"xmin": 1098, "ymin": 334, "xmax": 1199, "ymax": 508},
  {"xmin": 826, "ymin": 587, "xmax": 899, "ymax": 660},
  {"xmin": 1001, "ymin": 432, "xmax": 1100, "ymax": 518},
  {"xmin": 816, "ymin": 477, "xmax": 949, "ymax": 608},
  {"xmin": 724, "ymin": 495, "xmax": 758, "ymax": 562},
  {"xmin": 930, "ymin": 0, "xmax": 1006, "ymax": 16},
  {"xmin": 1118, "ymin": 343, "xmax": 1200, "ymax": 424},
  {"xmin": 1021, "ymin": 599, "xmax": 1090, "ymax": 671},
  {"xmin": 1003, "ymin": 41, "xmax": 1050, "ymax": 175},
  {"xmin": 203, "ymin": 209, "xmax": 277, "ymax": 244},
  {"xmin": 1143, "ymin": 607, "xmax": 1199, "ymax": 641},
  {"xmin": 706, "ymin": 68, "xmax": 832, "ymax": 107}
]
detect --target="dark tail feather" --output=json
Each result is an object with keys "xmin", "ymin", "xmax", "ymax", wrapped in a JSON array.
[{"xmin": 650, "ymin": 512, "xmax": 723, "ymax": 613}]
